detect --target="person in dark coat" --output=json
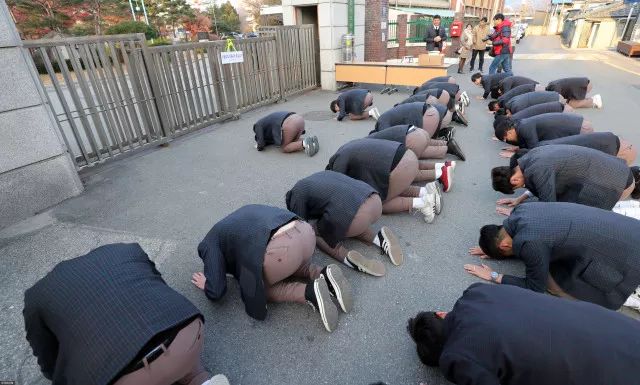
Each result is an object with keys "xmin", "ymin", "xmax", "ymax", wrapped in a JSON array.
[
  {"xmin": 192, "ymin": 204, "xmax": 352, "ymax": 332},
  {"xmin": 498, "ymin": 75, "xmax": 538, "ymax": 94},
  {"xmin": 494, "ymin": 90, "xmax": 564, "ymax": 113},
  {"xmin": 253, "ymin": 111, "xmax": 318, "ymax": 156},
  {"xmin": 326, "ymin": 138, "xmax": 438, "ymax": 223},
  {"xmin": 496, "ymin": 83, "xmax": 544, "ymax": 106},
  {"xmin": 286, "ymin": 171, "xmax": 403, "ymax": 277},
  {"xmin": 329, "ymin": 88, "xmax": 380, "ymax": 121},
  {"xmin": 467, "ymin": 202, "xmax": 640, "ymax": 311},
  {"xmin": 423, "ymin": 15, "xmax": 447, "ymax": 52},
  {"xmin": 396, "ymin": 88, "xmax": 450, "ymax": 108},
  {"xmin": 494, "ymin": 113, "xmax": 592, "ymax": 149},
  {"xmin": 373, "ymin": 103, "xmax": 466, "ymax": 156},
  {"xmin": 23, "ymin": 243, "xmax": 224, "ymax": 385},
  {"xmin": 546, "ymin": 77, "xmax": 602, "ymax": 109},
  {"xmin": 414, "ymin": 81, "xmax": 461, "ymax": 102},
  {"xmin": 535, "ymin": 132, "xmax": 637, "ymax": 165},
  {"xmin": 407, "ymin": 282, "xmax": 640, "ymax": 385},
  {"xmin": 493, "ymin": 101, "xmax": 572, "ymax": 123},
  {"xmin": 490, "ymin": 145, "xmax": 639, "ymax": 214},
  {"xmin": 368, "ymin": 125, "xmax": 456, "ymax": 192},
  {"xmin": 471, "ymin": 72, "xmax": 510, "ymax": 99},
  {"xmin": 407, "ymin": 87, "xmax": 470, "ymax": 126}
]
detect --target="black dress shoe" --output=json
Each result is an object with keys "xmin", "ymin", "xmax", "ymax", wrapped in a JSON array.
[
  {"xmin": 434, "ymin": 125, "xmax": 455, "ymax": 140},
  {"xmin": 452, "ymin": 111, "xmax": 469, "ymax": 126},
  {"xmin": 447, "ymin": 138, "xmax": 466, "ymax": 161}
]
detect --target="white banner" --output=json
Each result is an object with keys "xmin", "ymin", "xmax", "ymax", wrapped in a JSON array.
[{"xmin": 220, "ymin": 51, "xmax": 244, "ymax": 64}]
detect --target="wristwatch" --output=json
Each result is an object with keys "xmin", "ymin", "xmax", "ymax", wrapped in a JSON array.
[{"xmin": 490, "ymin": 271, "xmax": 499, "ymax": 282}]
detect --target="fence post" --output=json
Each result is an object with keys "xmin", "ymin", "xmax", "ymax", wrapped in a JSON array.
[
  {"xmin": 274, "ymin": 29, "xmax": 286, "ymax": 101},
  {"xmin": 221, "ymin": 57, "xmax": 240, "ymax": 119},
  {"xmin": 138, "ymin": 34, "xmax": 172, "ymax": 139}
]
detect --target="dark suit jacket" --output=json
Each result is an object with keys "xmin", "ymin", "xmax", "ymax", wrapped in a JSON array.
[
  {"xmin": 23, "ymin": 243, "xmax": 202, "ymax": 385},
  {"xmin": 535, "ymin": 132, "xmax": 619, "ymax": 156},
  {"xmin": 424, "ymin": 24, "xmax": 447, "ymax": 51},
  {"xmin": 505, "ymin": 91, "xmax": 560, "ymax": 114},
  {"xmin": 253, "ymin": 111, "xmax": 294, "ymax": 150},
  {"xmin": 440, "ymin": 283, "xmax": 640, "ymax": 385},
  {"xmin": 501, "ymin": 202, "xmax": 640, "ymax": 309},
  {"xmin": 517, "ymin": 144, "xmax": 629, "ymax": 209},
  {"xmin": 336, "ymin": 88, "xmax": 369, "ymax": 121},
  {"xmin": 514, "ymin": 112, "xmax": 583, "ymax": 148}
]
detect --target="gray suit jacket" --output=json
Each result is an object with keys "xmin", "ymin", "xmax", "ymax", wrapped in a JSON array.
[
  {"xmin": 517, "ymin": 144, "xmax": 630, "ymax": 210},
  {"xmin": 424, "ymin": 25, "xmax": 447, "ymax": 51},
  {"xmin": 502, "ymin": 202, "xmax": 640, "ymax": 310}
]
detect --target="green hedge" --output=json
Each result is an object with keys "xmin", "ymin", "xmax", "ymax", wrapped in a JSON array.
[{"xmin": 106, "ymin": 21, "xmax": 159, "ymax": 40}]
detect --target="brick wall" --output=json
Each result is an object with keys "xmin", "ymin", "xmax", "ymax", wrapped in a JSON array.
[{"xmin": 364, "ymin": 0, "xmax": 389, "ymax": 61}]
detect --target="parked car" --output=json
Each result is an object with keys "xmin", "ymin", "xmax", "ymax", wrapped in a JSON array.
[{"xmin": 246, "ymin": 32, "xmax": 259, "ymax": 38}]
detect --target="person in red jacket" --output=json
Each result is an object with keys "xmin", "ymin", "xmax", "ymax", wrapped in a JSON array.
[{"xmin": 486, "ymin": 14, "xmax": 513, "ymax": 76}]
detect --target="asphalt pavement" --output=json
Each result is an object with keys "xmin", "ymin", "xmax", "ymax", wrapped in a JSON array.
[{"xmin": 1, "ymin": 35, "xmax": 640, "ymax": 385}]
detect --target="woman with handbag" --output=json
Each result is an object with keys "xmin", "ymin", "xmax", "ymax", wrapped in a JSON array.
[{"xmin": 457, "ymin": 24, "xmax": 473, "ymax": 74}]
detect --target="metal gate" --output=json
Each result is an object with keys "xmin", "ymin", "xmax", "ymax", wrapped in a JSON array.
[{"xmin": 24, "ymin": 27, "xmax": 319, "ymax": 170}]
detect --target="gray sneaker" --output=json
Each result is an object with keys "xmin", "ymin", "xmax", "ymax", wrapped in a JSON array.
[
  {"xmin": 322, "ymin": 264, "xmax": 353, "ymax": 313},
  {"xmin": 303, "ymin": 136, "xmax": 318, "ymax": 157},
  {"xmin": 305, "ymin": 276, "xmax": 339, "ymax": 332},
  {"xmin": 378, "ymin": 226, "xmax": 403, "ymax": 266},
  {"xmin": 345, "ymin": 250, "xmax": 386, "ymax": 276},
  {"xmin": 425, "ymin": 182, "xmax": 442, "ymax": 215},
  {"xmin": 204, "ymin": 375, "xmax": 231, "ymax": 385}
]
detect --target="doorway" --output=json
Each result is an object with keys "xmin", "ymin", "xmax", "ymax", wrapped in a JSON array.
[{"xmin": 295, "ymin": 6, "xmax": 320, "ymax": 84}]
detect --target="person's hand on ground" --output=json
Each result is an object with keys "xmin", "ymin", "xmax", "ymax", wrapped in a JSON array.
[
  {"xmin": 491, "ymin": 136, "xmax": 499, "ymax": 141},
  {"xmin": 191, "ymin": 272, "xmax": 207, "ymax": 290},
  {"xmin": 469, "ymin": 246, "xmax": 489, "ymax": 258},
  {"xmin": 500, "ymin": 151, "xmax": 515, "ymax": 158},
  {"xmin": 502, "ymin": 146, "xmax": 518, "ymax": 152},
  {"xmin": 464, "ymin": 264, "xmax": 493, "ymax": 281},
  {"xmin": 496, "ymin": 206, "xmax": 514, "ymax": 216},
  {"xmin": 475, "ymin": 95, "xmax": 485, "ymax": 100},
  {"xmin": 497, "ymin": 197, "xmax": 520, "ymax": 207}
]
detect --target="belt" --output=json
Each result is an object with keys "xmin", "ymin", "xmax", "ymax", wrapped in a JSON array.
[{"xmin": 121, "ymin": 328, "xmax": 180, "ymax": 375}]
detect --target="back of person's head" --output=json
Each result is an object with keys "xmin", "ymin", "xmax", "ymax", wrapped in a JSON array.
[
  {"xmin": 330, "ymin": 100, "xmax": 339, "ymax": 113},
  {"xmin": 479, "ymin": 224, "xmax": 506, "ymax": 259},
  {"xmin": 488, "ymin": 100, "xmax": 500, "ymax": 111},
  {"xmin": 494, "ymin": 117, "xmax": 515, "ymax": 140},
  {"xmin": 490, "ymin": 86, "xmax": 501, "ymax": 99},
  {"xmin": 494, "ymin": 13, "xmax": 505, "ymax": 21},
  {"xmin": 407, "ymin": 312, "xmax": 446, "ymax": 366},
  {"xmin": 471, "ymin": 72, "xmax": 482, "ymax": 83},
  {"xmin": 491, "ymin": 166, "xmax": 515, "ymax": 194},
  {"xmin": 481, "ymin": 17, "xmax": 488, "ymax": 22},
  {"xmin": 493, "ymin": 113, "xmax": 507, "ymax": 129},
  {"xmin": 494, "ymin": 108, "xmax": 507, "ymax": 116},
  {"xmin": 632, "ymin": 166, "xmax": 640, "ymax": 199}
]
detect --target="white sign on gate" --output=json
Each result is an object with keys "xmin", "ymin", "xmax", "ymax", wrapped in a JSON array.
[{"xmin": 220, "ymin": 51, "xmax": 244, "ymax": 64}]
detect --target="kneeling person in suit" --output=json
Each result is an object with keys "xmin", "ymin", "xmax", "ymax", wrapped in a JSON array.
[
  {"xmin": 192, "ymin": 205, "xmax": 352, "ymax": 332},
  {"xmin": 24, "ymin": 243, "xmax": 228, "ymax": 385},
  {"xmin": 407, "ymin": 283, "xmax": 640, "ymax": 385},
  {"xmin": 253, "ymin": 111, "xmax": 318, "ymax": 156},
  {"xmin": 330, "ymin": 88, "xmax": 380, "ymax": 121}
]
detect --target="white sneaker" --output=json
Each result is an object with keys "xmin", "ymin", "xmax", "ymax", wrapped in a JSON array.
[
  {"xmin": 461, "ymin": 91, "xmax": 470, "ymax": 106},
  {"xmin": 203, "ymin": 374, "xmax": 231, "ymax": 385},
  {"xmin": 424, "ymin": 182, "xmax": 442, "ymax": 215},
  {"xmin": 592, "ymin": 94, "xmax": 603, "ymax": 109},
  {"xmin": 623, "ymin": 288, "xmax": 640, "ymax": 312},
  {"xmin": 369, "ymin": 107, "xmax": 381, "ymax": 120},
  {"xmin": 417, "ymin": 194, "xmax": 436, "ymax": 223}
]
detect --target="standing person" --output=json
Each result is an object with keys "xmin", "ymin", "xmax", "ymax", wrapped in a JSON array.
[
  {"xmin": 193, "ymin": 205, "xmax": 353, "ymax": 332},
  {"xmin": 253, "ymin": 111, "xmax": 318, "ymax": 156},
  {"xmin": 330, "ymin": 88, "xmax": 381, "ymax": 121},
  {"xmin": 545, "ymin": 77, "xmax": 603, "ymax": 109},
  {"xmin": 457, "ymin": 24, "xmax": 473, "ymax": 74},
  {"xmin": 286, "ymin": 171, "xmax": 404, "ymax": 277},
  {"xmin": 424, "ymin": 15, "xmax": 447, "ymax": 52},
  {"xmin": 407, "ymin": 283, "xmax": 640, "ymax": 385},
  {"xmin": 468, "ymin": 202, "xmax": 640, "ymax": 312},
  {"xmin": 486, "ymin": 14, "xmax": 513, "ymax": 76},
  {"xmin": 23, "ymin": 243, "xmax": 228, "ymax": 385},
  {"xmin": 470, "ymin": 17, "xmax": 490, "ymax": 72}
]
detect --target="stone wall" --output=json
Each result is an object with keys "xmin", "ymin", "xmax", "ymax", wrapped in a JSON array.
[{"xmin": 0, "ymin": 1, "xmax": 82, "ymax": 229}]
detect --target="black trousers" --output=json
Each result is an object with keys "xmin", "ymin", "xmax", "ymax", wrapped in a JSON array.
[{"xmin": 469, "ymin": 49, "xmax": 485, "ymax": 71}]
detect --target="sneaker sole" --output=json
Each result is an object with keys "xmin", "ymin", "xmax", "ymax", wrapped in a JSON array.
[
  {"xmin": 380, "ymin": 226, "xmax": 403, "ymax": 266},
  {"xmin": 434, "ymin": 183, "xmax": 443, "ymax": 215},
  {"xmin": 209, "ymin": 375, "xmax": 231, "ymax": 385},
  {"xmin": 326, "ymin": 264, "xmax": 353, "ymax": 312},
  {"xmin": 315, "ymin": 277, "xmax": 339, "ymax": 332},
  {"xmin": 443, "ymin": 166, "xmax": 453, "ymax": 192},
  {"xmin": 347, "ymin": 250, "xmax": 386, "ymax": 276}
]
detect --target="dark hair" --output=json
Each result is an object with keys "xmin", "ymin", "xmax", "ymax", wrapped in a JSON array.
[
  {"xmin": 509, "ymin": 149, "xmax": 528, "ymax": 169},
  {"xmin": 494, "ymin": 13, "xmax": 505, "ymax": 21},
  {"xmin": 494, "ymin": 117, "xmax": 516, "ymax": 140},
  {"xmin": 488, "ymin": 100, "xmax": 500, "ymax": 111},
  {"xmin": 491, "ymin": 166, "xmax": 515, "ymax": 194},
  {"xmin": 493, "ymin": 114, "xmax": 507, "ymax": 129},
  {"xmin": 490, "ymin": 86, "xmax": 501, "ymax": 99},
  {"xmin": 412, "ymin": 86, "xmax": 420, "ymax": 95},
  {"xmin": 330, "ymin": 100, "xmax": 339, "ymax": 113},
  {"xmin": 407, "ymin": 312, "xmax": 446, "ymax": 367},
  {"xmin": 433, "ymin": 15, "xmax": 441, "ymax": 20},
  {"xmin": 495, "ymin": 108, "xmax": 507, "ymax": 116},
  {"xmin": 479, "ymin": 224, "xmax": 506, "ymax": 259},
  {"xmin": 632, "ymin": 166, "xmax": 640, "ymax": 199},
  {"xmin": 471, "ymin": 72, "xmax": 482, "ymax": 83},
  {"xmin": 481, "ymin": 17, "xmax": 488, "ymax": 22}
]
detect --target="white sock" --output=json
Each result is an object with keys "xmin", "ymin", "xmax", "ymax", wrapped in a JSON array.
[
  {"xmin": 419, "ymin": 187, "xmax": 427, "ymax": 197},
  {"xmin": 412, "ymin": 197, "xmax": 425, "ymax": 208},
  {"xmin": 368, "ymin": 109, "xmax": 375, "ymax": 116},
  {"xmin": 372, "ymin": 233, "xmax": 381, "ymax": 247},
  {"xmin": 435, "ymin": 166, "xmax": 443, "ymax": 179}
]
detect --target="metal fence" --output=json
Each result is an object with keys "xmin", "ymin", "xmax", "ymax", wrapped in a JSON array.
[
  {"xmin": 388, "ymin": 21, "xmax": 398, "ymax": 43},
  {"xmin": 407, "ymin": 18, "xmax": 453, "ymax": 43},
  {"xmin": 24, "ymin": 26, "xmax": 318, "ymax": 169}
]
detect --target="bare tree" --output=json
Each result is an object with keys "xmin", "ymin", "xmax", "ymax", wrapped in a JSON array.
[{"xmin": 241, "ymin": 0, "xmax": 280, "ymax": 30}]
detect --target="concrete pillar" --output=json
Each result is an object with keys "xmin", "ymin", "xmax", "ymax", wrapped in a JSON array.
[
  {"xmin": 365, "ymin": 0, "xmax": 389, "ymax": 62},
  {"xmin": 0, "ymin": 1, "xmax": 82, "ymax": 229}
]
